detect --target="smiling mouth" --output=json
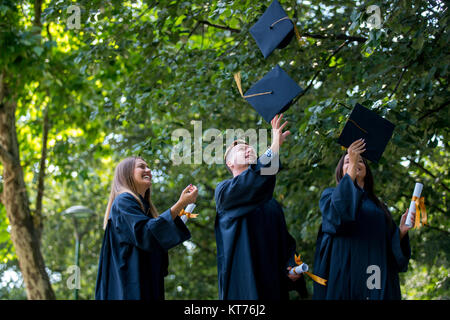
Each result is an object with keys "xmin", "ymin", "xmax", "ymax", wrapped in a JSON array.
[{"xmin": 143, "ymin": 175, "xmax": 151, "ymax": 180}]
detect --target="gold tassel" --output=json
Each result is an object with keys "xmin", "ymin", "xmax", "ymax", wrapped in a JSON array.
[
  {"xmin": 293, "ymin": 23, "xmax": 305, "ymax": 46},
  {"xmin": 233, "ymin": 72, "xmax": 244, "ymax": 97},
  {"xmin": 233, "ymin": 72, "xmax": 272, "ymax": 99}
]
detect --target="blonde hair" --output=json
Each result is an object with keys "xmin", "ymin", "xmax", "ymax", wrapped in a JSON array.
[
  {"xmin": 103, "ymin": 156, "xmax": 158, "ymax": 229},
  {"xmin": 224, "ymin": 139, "xmax": 248, "ymax": 174}
]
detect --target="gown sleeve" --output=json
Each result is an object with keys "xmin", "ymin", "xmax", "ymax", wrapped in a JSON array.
[
  {"xmin": 389, "ymin": 220, "xmax": 411, "ymax": 272},
  {"xmin": 319, "ymin": 173, "xmax": 364, "ymax": 235},
  {"xmin": 112, "ymin": 193, "xmax": 191, "ymax": 252},
  {"xmin": 215, "ymin": 156, "xmax": 280, "ymax": 218}
]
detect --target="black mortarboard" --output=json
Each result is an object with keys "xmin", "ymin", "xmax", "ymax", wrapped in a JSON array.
[
  {"xmin": 250, "ymin": 0, "xmax": 297, "ymax": 58},
  {"xmin": 338, "ymin": 103, "xmax": 395, "ymax": 163},
  {"xmin": 234, "ymin": 64, "xmax": 303, "ymax": 123}
]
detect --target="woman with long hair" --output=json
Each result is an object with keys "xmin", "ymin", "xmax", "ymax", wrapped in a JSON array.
[
  {"xmin": 95, "ymin": 156, "xmax": 198, "ymax": 300},
  {"xmin": 313, "ymin": 139, "xmax": 413, "ymax": 300}
]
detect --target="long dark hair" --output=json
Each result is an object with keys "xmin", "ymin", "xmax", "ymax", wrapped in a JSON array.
[
  {"xmin": 335, "ymin": 153, "xmax": 393, "ymax": 228},
  {"xmin": 103, "ymin": 156, "xmax": 158, "ymax": 229}
]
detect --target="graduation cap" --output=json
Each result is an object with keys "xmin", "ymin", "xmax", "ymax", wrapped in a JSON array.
[
  {"xmin": 250, "ymin": 0, "xmax": 303, "ymax": 58},
  {"xmin": 234, "ymin": 65, "xmax": 303, "ymax": 123},
  {"xmin": 338, "ymin": 103, "xmax": 395, "ymax": 163}
]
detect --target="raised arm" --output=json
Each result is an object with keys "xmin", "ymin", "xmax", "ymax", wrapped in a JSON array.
[
  {"xmin": 320, "ymin": 139, "xmax": 367, "ymax": 235},
  {"xmin": 319, "ymin": 174, "xmax": 364, "ymax": 235},
  {"xmin": 215, "ymin": 157, "xmax": 278, "ymax": 212},
  {"xmin": 215, "ymin": 114, "xmax": 290, "ymax": 216},
  {"xmin": 113, "ymin": 192, "xmax": 191, "ymax": 252}
]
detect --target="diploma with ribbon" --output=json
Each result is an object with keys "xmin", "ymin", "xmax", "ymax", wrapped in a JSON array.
[
  {"xmin": 405, "ymin": 183, "xmax": 427, "ymax": 228},
  {"xmin": 288, "ymin": 261, "xmax": 309, "ymax": 275},
  {"xmin": 290, "ymin": 254, "xmax": 327, "ymax": 286},
  {"xmin": 179, "ymin": 203, "xmax": 197, "ymax": 223}
]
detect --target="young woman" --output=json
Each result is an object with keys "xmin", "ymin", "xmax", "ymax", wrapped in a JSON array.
[
  {"xmin": 313, "ymin": 139, "xmax": 413, "ymax": 300},
  {"xmin": 95, "ymin": 156, "xmax": 198, "ymax": 300}
]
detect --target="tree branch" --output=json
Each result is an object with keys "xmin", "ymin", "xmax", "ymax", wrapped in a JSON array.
[
  {"xmin": 196, "ymin": 19, "xmax": 368, "ymax": 43},
  {"xmin": 424, "ymin": 224, "xmax": 450, "ymax": 236},
  {"xmin": 293, "ymin": 40, "xmax": 349, "ymax": 103},
  {"xmin": 195, "ymin": 19, "xmax": 240, "ymax": 33},
  {"xmin": 299, "ymin": 32, "xmax": 367, "ymax": 43},
  {"xmin": 338, "ymin": 102, "xmax": 352, "ymax": 110},
  {"xmin": 418, "ymin": 100, "xmax": 450, "ymax": 121},
  {"xmin": 34, "ymin": 98, "xmax": 50, "ymax": 244},
  {"xmin": 408, "ymin": 159, "xmax": 450, "ymax": 192},
  {"xmin": 174, "ymin": 21, "xmax": 201, "ymax": 58},
  {"xmin": 389, "ymin": 66, "xmax": 407, "ymax": 99}
]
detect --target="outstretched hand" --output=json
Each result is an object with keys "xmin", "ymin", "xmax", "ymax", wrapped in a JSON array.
[
  {"xmin": 271, "ymin": 113, "xmax": 291, "ymax": 154},
  {"xmin": 347, "ymin": 138, "xmax": 366, "ymax": 165},
  {"xmin": 346, "ymin": 138, "xmax": 366, "ymax": 181}
]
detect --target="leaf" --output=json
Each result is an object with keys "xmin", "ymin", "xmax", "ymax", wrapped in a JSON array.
[{"xmin": 32, "ymin": 46, "xmax": 44, "ymax": 56}]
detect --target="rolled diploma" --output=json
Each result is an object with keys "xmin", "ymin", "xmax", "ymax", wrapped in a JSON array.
[
  {"xmin": 181, "ymin": 203, "xmax": 196, "ymax": 223},
  {"xmin": 289, "ymin": 263, "xmax": 309, "ymax": 275},
  {"xmin": 405, "ymin": 183, "xmax": 423, "ymax": 227}
]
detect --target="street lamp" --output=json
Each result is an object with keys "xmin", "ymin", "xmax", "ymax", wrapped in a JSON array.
[{"xmin": 61, "ymin": 205, "xmax": 95, "ymax": 300}]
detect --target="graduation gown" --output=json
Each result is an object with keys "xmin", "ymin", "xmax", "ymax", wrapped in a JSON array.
[
  {"xmin": 215, "ymin": 156, "xmax": 307, "ymax": 300},
  {"xmin": 313, "ymin": 173, "xmax": 411, "ymax": 300},
  {"xmin": 95, "ymin": 192, "xmax": 191, "ymax": 300}
]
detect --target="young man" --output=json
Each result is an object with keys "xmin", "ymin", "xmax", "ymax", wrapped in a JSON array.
[{"xmin": 214, "ymin": 114, "xmax": 307, "ymax": 300}]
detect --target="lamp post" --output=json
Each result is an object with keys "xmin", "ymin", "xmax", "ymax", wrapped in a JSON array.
[{"xmin": 61, "ymin": 205, "xmax": 95, "ymax": 300}]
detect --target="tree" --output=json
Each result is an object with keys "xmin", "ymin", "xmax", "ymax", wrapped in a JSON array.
[{"xmin": 0, "ymin": 0, "xmax": 56, "ymax": 299}]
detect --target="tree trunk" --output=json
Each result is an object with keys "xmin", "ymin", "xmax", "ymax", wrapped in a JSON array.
[{"xmin": 0, "ymin": 71, "xmax": 55, "ymax": 300}]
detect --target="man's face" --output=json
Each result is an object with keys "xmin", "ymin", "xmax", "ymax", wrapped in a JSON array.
[{"xmin": 228, "ymin": 144, "xmax": 257, "ymax": 171}]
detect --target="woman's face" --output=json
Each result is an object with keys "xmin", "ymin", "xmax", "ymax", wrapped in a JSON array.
[
  {"xmin": 342, "ymin": 154, "xmax": 366, "ymax": 179},
  {"xmin": 133, "ymin": 159, "xmax": 152, "ymax": 190}
]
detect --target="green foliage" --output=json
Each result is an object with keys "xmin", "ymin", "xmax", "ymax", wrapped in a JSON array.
[{"xmin": 0, "ymin": 0, "xmax": 448, "ymax": 299}]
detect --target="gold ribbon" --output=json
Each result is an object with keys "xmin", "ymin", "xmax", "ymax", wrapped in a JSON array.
[
  {"xmin": 293, "ymin": 23, "xmax": 305, "ymax": 45},
  {"xmin": 294, "ymin": 254, "xmax": 327, "ymax": 286},
  {"xmin": 348, "ymin": 119, "xmax": 368, "ymax": 134},
  {"xmin": 179, "ymin": 208, "xmax": 198, "ymax": 219},
  {"xmin": 270, "ymin": 16, "xmax": 305, "ymax": 46},
  {"xmin": 233, "ymin": 72, "xmax": 272, "ymax": 99},
  {"xmin": 340, "ymin": 119, "xmax": 368, "ymax": 151},
  {"xmin": 412, "ymin": 196, "xmax": 427, "ymax": 228}
]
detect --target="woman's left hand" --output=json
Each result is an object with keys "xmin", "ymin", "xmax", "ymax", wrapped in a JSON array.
[{"xmin": 399, "ymin": 209, "xmax": 414, "ymax": 240}]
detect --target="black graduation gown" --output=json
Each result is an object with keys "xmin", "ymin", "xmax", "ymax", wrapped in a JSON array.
[
  {"xmin": 214, "ymin": 157, "xmax": 307, "ymax": 300},
  {"xmin": 95, "ymin": 192, "xmax": 191, "ymax": 300},
  {"xmin": 313, "ymin": 174, "xmax": 411, "ymax": 300}
]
